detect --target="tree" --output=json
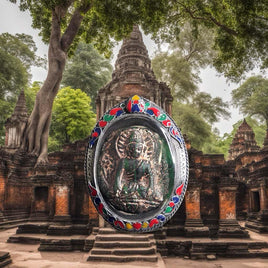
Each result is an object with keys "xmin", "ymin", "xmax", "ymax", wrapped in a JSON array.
[
  {"xmin": 232, "ymin": 76, "xmax": 268, "ymax": 127},
  {"xmin": 0, "ymin": 32, "xmax": 43, "ymax": 99},
  {"xmin": 11, "ymin": 0, "xmax": 169, "ymax": 164},
  {"xmin": 147, "ymin": 0, "xmax": 268, "ymax": 81},
  {"xmin": 50, "ymin": 87, "xmax": 96, "ymax": 147},
  {"xmin": 62, "ymin": 43, "xmax": 112, "ymax": 110},
  {"xmin": 191, "ymin": 92, "xmax": 230, "ymax": 124},
  {"xmin": 24, "ymin": 81, "xmax": 42, "ymax": 113},
  {"xmin": 0, "ymin": 33, "xmax": 43, "ymax": 146},
  {"xmin": 152, "ymin": 23, "xmax": 214, "ymax": 101},
  {"xmin": 172, "ymin": 102, "xmax": 213, "ymax": 150}
]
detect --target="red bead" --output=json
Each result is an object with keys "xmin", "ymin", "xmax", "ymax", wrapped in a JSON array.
[
  {"xmin": 133, "ymin": 222, "xmax": 142, "ymax": 230},
  {"xmin": 149, "ymin": 218, "xmax": 159, "ymax": 228},
  {"xmin": 176, "ymin": 184, "xmax": 184, "ymax": 195},
  {"xmin": 109, "ymin": 107, "xmax": 122, "ymax": 115},
  {"xmin": 99, "ymin": 121, "xmax": 107, "ymax": 128}
]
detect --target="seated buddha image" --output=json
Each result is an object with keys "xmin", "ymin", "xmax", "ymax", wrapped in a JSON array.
[{"xmin": 98, "ymin": 126, "xmax": 172, "ymax": 214}]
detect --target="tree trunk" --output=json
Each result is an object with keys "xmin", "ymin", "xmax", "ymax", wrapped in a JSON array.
[
  {"xmin": 22, "ymin": 41, "xmax": 66, "ymax": 165},
  {"xmin": 21, "ymin": 6, "xmax": 85, "ymax": 165}
]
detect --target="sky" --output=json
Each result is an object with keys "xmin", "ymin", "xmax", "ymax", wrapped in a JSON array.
[{"xmin": 1, "ymin": 0, "xmax": 263, "ymax": 136}]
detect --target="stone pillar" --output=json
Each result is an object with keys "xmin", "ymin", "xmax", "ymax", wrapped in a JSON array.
[
  {"xmin": 246, "ymin": 180, "xmax": 268, "ymax": 233},
  {"xmin": 218, "ymin": 178, "xmax": 248, "ymax": 238},
  {"xmin": 184, "ymin": 182, "xmax": 209, "ymax": 237},
  {"xmin": 0, "ymin": 170, "xmax": 5, "ymax": 212},
  {"xmin": 260, "ymin": 181, "xmax": 267, "ymax": 211},
  {"xmin": 53, "ymin": 185, "xmax": 71, "ymax": 223}
]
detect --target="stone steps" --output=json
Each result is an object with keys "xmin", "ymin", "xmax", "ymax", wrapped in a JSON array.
[
  {"xmin": 87, "ymin": 228, "xmax": 158, "ymax": 262},
  {"xmin": 189, "ymin": 241, "xmax": 268, "ymax": 259},
  {"xmin": 87, "ymin": 254, "xmax": 158, "ymax": 262},
  {"xmin": 0, "ymin": 252, "xmax": 12, "ymax": 267},
  {"xmin": 95, "ymin": 234, "xmax": 154, "ymax": 241},
  {"xmin": 94, "ymin": 240, "xmax": 154, "ymax": 248},
  {"xmin": 91, "ymin": 246, "xmax": 156, "ymax": 255}
]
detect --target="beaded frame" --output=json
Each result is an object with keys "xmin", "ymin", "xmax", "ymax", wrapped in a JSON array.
[{"xmin": 85, "ymin": 95, "xmax": 188, "ymax": 232}]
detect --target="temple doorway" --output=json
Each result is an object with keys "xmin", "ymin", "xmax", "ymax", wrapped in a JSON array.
[
  {"xmin": 252, "ymin": 191, "xmax": 260, "ymax": 212},
  {"xmin": 34, "ymin": 187, "xmax": 48, "ymax": 213}
]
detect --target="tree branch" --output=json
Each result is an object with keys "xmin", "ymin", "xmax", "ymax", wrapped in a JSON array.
[
  {"xmin": 61, "ymin": 3, "xmax": 92, "ymax": 52},
  {"xmin": 177, "ymin": 2, "xmax": 238, "ymax": 36}
]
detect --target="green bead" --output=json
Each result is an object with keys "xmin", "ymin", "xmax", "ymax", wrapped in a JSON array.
[
  {"xmin": 165, "ymin": 206, "xmax": 172, "ymax": 213},
  {"xmin": 157, "ymin": 114, "xmax": 166, "ymax": 121},
  {"xmin": 104, "ymin": 114, "xmax": 114, "ymax": 121},
  {"xmin": 145, "ymin": 102, "xmax": 150, "ymax": 108}
]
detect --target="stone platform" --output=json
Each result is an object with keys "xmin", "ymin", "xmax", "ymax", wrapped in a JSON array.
[{"xmin": 6, "ymin": 225, "xmax": 268, "ymax": 260}]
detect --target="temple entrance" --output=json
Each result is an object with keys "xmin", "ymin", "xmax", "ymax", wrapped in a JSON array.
[
  {"xmin": 252, "ymin": 191, "xmax": 260, "ymax": 212},
  {"xmin": 34, "ymin": 187, "xmax": 48, "ymax": 213}
]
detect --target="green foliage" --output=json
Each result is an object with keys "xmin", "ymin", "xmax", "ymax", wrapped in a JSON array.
[
  {"xmin": 49, "ymin": 87, "xmax": 96, "ymax": 150},
  {"xmin": 24, "ymin": 81, "xmax": 42, "ymax": 113},
  {"xmin": 152, "ymin": 23, "xmax": 214, "ymax": 101},
  {"xmin": 0, "ymin": 33, "xmax": 43, "ymax": 146},
  {"xmin": 147, "ymin": 1, "xmax": 268, "ymax": 81},
  {"xmin": 62, "ymin": 43, "xmax": 112, "ymax": 110},
  {"xmin": 11, "ymin": 0, "xmax": 169, "ymax": 57},
  {"xmin": 191, "ymin": 92, "xmax": 230, "ymax": 124},
  {"xmin": 232, "ymin": 76, "xmax": 268, "ymax": 127},
  {"xmin": 153, "ymin": 23, "xmax": 230, "ymax": 152},
  {"xmin": 172, "ymin": 102, "xmax": 212, "ymax": 150}
]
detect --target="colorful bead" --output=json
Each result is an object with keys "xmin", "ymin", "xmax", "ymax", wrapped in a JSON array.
[
  {"xmin": 165, "ymin": 206, "xmax": 172, "ymax": 213},
  {"xmin": 99, "ymin": 121, "xmax": 107, "ymax": 128},
  {"xmin": 142, "ymin": 222, "xmax": 149, "ymax": 228},
  {"xmin": 114, "ymin": 220, "xmax": 124, "ymax": 229},
  {"xmin": 147, "ymin": 107, "xmax": 160, "ymax": 116},
  {"xmin": 176, "ymin": 184, "xmax": 184, "ymax": 196},
  {"xmin": 103, "ymin": 114, "xmax": 114, "ymax": 121},
  {"xmin": 126, "ymin": 223, "xmax": 133, "ymax": 229},
  {"xmin": 157, "ymin": 215, "xmax": 166, "ymax": 222},
  {"xmin": 149, "ymin": 218, "xmax": 159, "ymax": 227},
  {"xmin": 88, "ymin": 185, "xmax": 97, "ymax": 197},
  {"xmin": 133, "ymin": 222, "xmax": 142, "ymax": 230},
  {"xmin": 132, "ymin": 95, "xmax": 140, "ymax": 101},
  {"xmin": 172, "ymin": 196, "xmax": 180, "ymax": 203}
]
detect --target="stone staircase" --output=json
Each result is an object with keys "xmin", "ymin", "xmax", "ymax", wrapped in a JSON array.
[
  {"xmin": 0, "ymin": 252, "xmax": 12, "ymax": 267},
  {"xmin": 87, "ymin": 227, "xmax": 158, "ymax": 262}
]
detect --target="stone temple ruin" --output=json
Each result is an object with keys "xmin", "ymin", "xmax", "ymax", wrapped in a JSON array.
[{"xmin": 0, "ymin": 25, "xmax": 267, "ymax": 261}]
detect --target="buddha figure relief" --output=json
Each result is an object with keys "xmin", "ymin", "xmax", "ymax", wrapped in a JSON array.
[{"xmin": 97, "ymin": 126, "xmax": 173, "ymax": 214}]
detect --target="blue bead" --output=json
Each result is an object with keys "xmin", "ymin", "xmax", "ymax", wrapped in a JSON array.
[
  {"xmin": 172, "ymin": 196, "xmax": 180, "ymax": 203},
  {"xmin": 94, "ymin": 198, "xmax": 101, "ymax": 205},
  {"xmin": 108, "ymin": 216, "xmax": 115, "ymax": 223},
  {"xmin": 116, "ymin": 110, "xmax": 123, "ymax": 116},
  {"xmin": 94, "ymin": 127, "xmax": 101, "ymax": 134},
  {"xmin": 146, "ymin": 109, "xmax": 154, "ymax": 115},
  {"xmin": 131, "ymin": 104, "xmax": 140, "ymax": 112},
  {"xmin": 157, "ymin": 214, "xmax": 166, "ymax": 222}
]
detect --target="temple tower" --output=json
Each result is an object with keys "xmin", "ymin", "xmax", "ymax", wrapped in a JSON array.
[
  {"xmin": 96, "ymin": 25, "xmax": 173, "ymax": 119},
  {"xmin": 228, "ymin": 119, "xmax": 260, "ymax": 160},
  {"xmin": 5, "ymin": 90, "xmax": 28, "ymax": 148}
]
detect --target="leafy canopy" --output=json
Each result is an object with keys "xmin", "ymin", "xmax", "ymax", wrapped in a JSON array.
[
  {"xmin": 147, "ymin": 0, "xmax": 268, "ymax": 81},
  {"xmin": 232, "ymin": 76, "xmax": 268, "ymax": 127},
  {"xmin": 50, "ymin": 87, "xmax": 96, "ymax": 148},
  {"xmin": 62, "ymin": 42, "xmax": 112, "ymax": 110},
  {"xmin": 11, "ymin": 0, "xmax": 169, "ymax": 57}
]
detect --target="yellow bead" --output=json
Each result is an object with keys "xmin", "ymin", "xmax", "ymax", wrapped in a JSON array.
[
  {"xmin": 126, "ymin": 222, "xmax": 133, "ymax": 229},
  {"xmin": 142, "ymin": 222, "xmax": 148, "ymax": 228},
  {"xmin": 132, "ymin": 95, "xmax": 140, "ymax": 100}
]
